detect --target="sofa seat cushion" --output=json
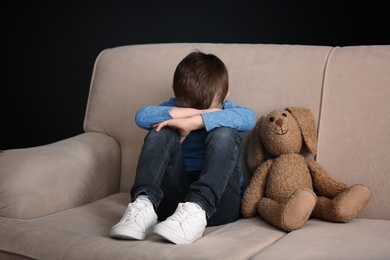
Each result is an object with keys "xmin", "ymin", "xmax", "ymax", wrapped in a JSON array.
[
  {"xmin": 0, "ymin": 192, "xmax": 286, "ymax": 260},
  {"xmin": 251, "ymin": 218, "xmax": 390, "ymax": 260}
]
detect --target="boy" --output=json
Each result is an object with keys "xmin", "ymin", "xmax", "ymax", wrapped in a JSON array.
[{"xmin": 110, "ymin": 51, "xmax": 256, "ymax": 244}]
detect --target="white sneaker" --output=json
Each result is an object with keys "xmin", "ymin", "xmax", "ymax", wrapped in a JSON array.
[
  {"xmin": 153, "ymin": 202, "xmax": 207, "ymax": 244},
  {"xmin": 110, "ymin": 197, "xmax": 157, "ymax": 240}
]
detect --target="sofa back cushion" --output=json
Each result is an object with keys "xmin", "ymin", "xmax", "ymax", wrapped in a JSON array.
[
  {"xmin": 317, "ymin": 45, "xmax": 390, "ymax": 220},
  {"xmin": 84, "ymin": 43, "xmax": 332, "ymax": 194}
]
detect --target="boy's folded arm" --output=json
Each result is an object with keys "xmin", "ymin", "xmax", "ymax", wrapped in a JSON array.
[
  {"xmin": 135, "ymin": 106, "xmax": 174, "ymax": 129},
  {"xmin": 169, "ymin": 107, "xmax": 221, "ymax": 119},
  {"xmin": 135, "ymin": 104, "xmax": 222, "ymax": 130},
  {"xmin": 201, "ymin": 106, "xmax": 257, "ymax": 133}
]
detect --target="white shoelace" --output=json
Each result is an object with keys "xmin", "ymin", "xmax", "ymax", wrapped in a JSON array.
[
  {"xmin": 123, "ymin": 200, "xmax": 151, "ymax": 222},
  {"xmin": 168, "ymin": 203, "xmax": 200, "ymax": 223}
]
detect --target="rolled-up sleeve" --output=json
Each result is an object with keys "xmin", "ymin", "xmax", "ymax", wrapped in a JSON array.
[
  {"xmin": 201, "ymin": 100, "xmax": 256, "ymax": 133},
  {"xmin": 135, "ymin": 106, "xmax": 173, "ymax": 130}
]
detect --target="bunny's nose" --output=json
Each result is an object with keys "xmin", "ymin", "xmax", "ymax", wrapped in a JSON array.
[{"xmin": 276, "ymin": 118, "xmax": 284, "ymax": 127}]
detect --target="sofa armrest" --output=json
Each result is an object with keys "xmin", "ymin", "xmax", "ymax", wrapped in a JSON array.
[{"xmin": 0, "ymin": 132, "xmax": 121, "ymax": 219}]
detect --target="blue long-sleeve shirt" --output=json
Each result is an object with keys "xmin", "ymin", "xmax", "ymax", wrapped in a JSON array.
[{"xmin": 135, "ymin": 98, "xmax": 256, "ymax": 172}]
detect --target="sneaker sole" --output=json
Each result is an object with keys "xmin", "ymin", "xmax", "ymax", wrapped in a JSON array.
[
  {"xmin": 153, "ymin": 225, "xmax": 202, "ymax": 245},
  {"xmin": 110, "ymin": 226, "xmax": 153, "ymax": 240}
]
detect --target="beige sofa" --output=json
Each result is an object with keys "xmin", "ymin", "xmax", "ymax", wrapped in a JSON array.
[{"xmin": 1, "ymin": 43, "xmax": 389, "ymax": 260}]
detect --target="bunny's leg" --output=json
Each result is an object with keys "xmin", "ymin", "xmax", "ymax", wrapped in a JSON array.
[
  {"xmin": 258, "ymin": 189, "xmax": 316, "ymax": 232},
  {"xmin": 312, "ymin": 184, "xmax": 371, "ymax": 222}
]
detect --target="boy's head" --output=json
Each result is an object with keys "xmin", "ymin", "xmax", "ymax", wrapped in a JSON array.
[{"xmin": 173, "ymin": 51, "xmax": 229, "ymax": 109}]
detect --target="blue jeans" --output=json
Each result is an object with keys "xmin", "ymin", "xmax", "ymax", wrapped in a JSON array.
[{"xmin": 131, "ymin": 127, "xmax": 242, "ymax": 227}]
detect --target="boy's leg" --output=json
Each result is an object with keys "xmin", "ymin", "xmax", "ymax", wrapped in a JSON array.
[
  {"xmin": 154, "ymin": 127, "xmax": 242, "ymax": 244},
  {"xmin": 205, "ymin": 167, "xmax": 242, "ymax": 226},
  {"xmin": 131, "ymin": 127, "xmax": 189, "ymax": 210},
  {"xmin": 187, "ymin": 127, "xmax": 242, "ymax": 226},
  {"xmin": 111, "ymin": 127, "xmax": 188, "ymax": 240}
]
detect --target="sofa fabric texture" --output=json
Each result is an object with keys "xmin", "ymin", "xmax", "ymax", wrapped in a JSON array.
[{"xmin": 1, "ymin": 43, "xmax": 389, "ymax": 259}]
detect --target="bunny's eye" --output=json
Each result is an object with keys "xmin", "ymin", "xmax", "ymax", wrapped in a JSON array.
[
  {"xmin": 282, "ymin": 113, "xmax": 287, "ymax": 117},
  {"xmin": 269, "ymin": 117, "xmax": 275, "ymax": 122}
]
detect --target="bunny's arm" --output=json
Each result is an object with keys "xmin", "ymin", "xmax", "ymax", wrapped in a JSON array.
[
  {"xmin": 307, "ymin": 160, "xmax": 349, "ymax": 198},
  {"xmin": 241, "ymin": 159, "xmax": 273, "ymax": 217}
]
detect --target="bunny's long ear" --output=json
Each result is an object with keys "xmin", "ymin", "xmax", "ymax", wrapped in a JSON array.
[
  {"xmin": 246, "ymin": 116, "xmax": 265, "ymax": 173},
  {"xmin": 286, "ymin": 107, "xmax": 318, "ymax": 156}
]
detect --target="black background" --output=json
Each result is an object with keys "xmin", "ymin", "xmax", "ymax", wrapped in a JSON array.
[{"xmin": 1, "ymin": 1, "xmax": 389, "ymax": 149}]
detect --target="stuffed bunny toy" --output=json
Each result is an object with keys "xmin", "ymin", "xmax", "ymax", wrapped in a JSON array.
[{"xmin": 241, "ymin": 107, "xmax": 371, "ymax": 232}]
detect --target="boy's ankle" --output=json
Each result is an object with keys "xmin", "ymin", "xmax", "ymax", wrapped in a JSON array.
[{"xmin": 136, "ymin": 194, "xmax": 150, "ymax": 202}]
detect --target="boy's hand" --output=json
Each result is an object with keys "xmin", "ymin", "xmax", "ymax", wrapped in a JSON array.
[{"xmin": 153, "ymin": 115, "xmax": 204, "ymax": 143}]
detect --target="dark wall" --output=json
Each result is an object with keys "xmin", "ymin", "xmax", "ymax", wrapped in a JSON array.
[{"xmin": 1, "ymin": 1, "xmax": 389, "ymax": 149}]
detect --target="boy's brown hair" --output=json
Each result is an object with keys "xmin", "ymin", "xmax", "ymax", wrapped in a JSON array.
[{"xmin": 173, "ymin": 51, "xmax": 229, "ymax": 109}]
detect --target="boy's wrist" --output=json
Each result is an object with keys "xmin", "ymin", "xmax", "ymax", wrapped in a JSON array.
[{"xmin": 187, "ymin": 115, "xmax": 205, "ymax": 131}]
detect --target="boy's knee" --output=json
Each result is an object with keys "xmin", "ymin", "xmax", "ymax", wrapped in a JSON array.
[
  {"xmin": 145, "ymin": 127, "xmax": 178, "ymax": 141},
  {"xmin": 206, "ymin": 127, "xmax": 241, "ymax": 146}
]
